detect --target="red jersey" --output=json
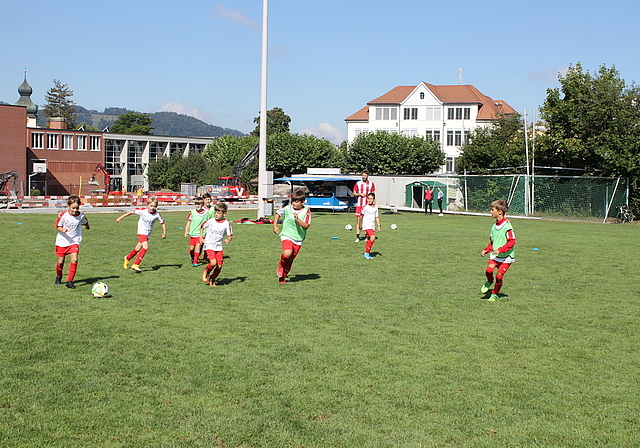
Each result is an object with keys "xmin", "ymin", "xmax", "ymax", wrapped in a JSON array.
[{"xmin": 354, "ymin": 180, "xmax": 375, "ymax": 208}]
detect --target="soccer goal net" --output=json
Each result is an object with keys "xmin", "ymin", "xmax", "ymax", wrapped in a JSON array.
[{"xmin": 458, "ymin": 175, "xmax": 627, "ymax": 221}]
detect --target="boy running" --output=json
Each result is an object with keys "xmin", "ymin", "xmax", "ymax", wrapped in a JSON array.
[
  {"xmin": 273, "ymin": 189, "xmax": 311, "ymax": 284},
  {"xmin": 480, "ymin": 199, "xmax": 516, "ymax": 301},
  {"xmin": 54, "ymin": 195, "xmax": 90, "ymax": 289},
  {"xmin": 200, "ymin": 202, "xmax": 233, "ymax": 287},
  {"xmin": 117, "ymin": 196, "xmax": 167, "ymax": 272},
  {"xmin": 185, "ymin": 197, "xmax": 208, "ymax": 266},
  {"xmin": 361, "ymin": 192, "xmax": 381, "ymax": 259}
]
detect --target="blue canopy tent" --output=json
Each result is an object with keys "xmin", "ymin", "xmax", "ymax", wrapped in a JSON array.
[{"xmin": 275, "ymin": 175, "xmax": 361, "ymax": 211}]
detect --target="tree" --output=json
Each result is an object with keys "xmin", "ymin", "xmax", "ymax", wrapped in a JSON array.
[
  {"xmin": 456, "ymin": 114, "xmax": 526, "ymax": 174},
  {"xmin": 346, "ymin": 131, "xmax": 445, "ymax": 175},
  {"xmin": 110, "ymin": 111, "xmax": 154, "ymax": 135},
  {"xmin": 267, "ymin": 133, "xmax": 345, "ymax": 177},
  {"xmin": 250, "ymin": 107, "xmax": 291, "ymax": 137},
  {"xmin": 147, "ymin": 154, "xmax": 220, "ymax": 191},
  {"xmin": 539, "ymin": 63, "xmax": 640, "ymax": 176},
  {"xmin": 203, "ymin": 135, "xmax": 259, "ymax": 183},
  {"xmin": 42, "ymin": 79, "xmax": 77, "ymax": 128}
]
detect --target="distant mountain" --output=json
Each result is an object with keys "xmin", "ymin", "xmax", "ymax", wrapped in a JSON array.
[{"xmin": 34, "ymin": 106, "xmax": 246, "ymax": 138}]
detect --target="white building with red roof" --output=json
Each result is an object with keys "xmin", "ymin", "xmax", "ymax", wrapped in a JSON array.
[{"xmin": 345, "ymin": 82, "xmax": 516, "ymax": 173}]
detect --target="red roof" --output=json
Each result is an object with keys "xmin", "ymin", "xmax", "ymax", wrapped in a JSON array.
[{"xmin": 345, "ymin": 83, "xmax": 516, "ymax": 121}]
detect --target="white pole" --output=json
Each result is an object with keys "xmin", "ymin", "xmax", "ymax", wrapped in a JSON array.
[
  {"xmin": 523, "ymin": 109, "xmax": 530, "ymax": 215},
  {"xmin": 531, "ymin": 108, "xmax": 536, "ymax": 214},
  {"xmin": 257, "ymin": 0, "xmax": 269, "ymax": 219}
]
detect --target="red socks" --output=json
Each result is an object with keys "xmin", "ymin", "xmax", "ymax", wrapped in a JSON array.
[
  {"xmin": 67, "ymin": 262, "xmax": 78, "ymax": 282},
  {"xmin": 134, "ymin": 248, "xmax": 147, "ymax": 265}
]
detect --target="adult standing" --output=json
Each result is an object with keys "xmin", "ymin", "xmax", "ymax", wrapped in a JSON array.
[
  {"xmin": 437, "ymin": 186, "xmax": 444, "ymax": 216},
  {"xmin": 424, "ymin": 185, "xmax": 433, "ymax": 215},
  {"xmin": 353, "ymin": 170, "xmax": 375, "ymax": 242}
]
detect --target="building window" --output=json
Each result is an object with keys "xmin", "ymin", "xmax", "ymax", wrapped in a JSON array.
[
  {"xmin": 32, "ymin": 133, "xmax": 44, "ymax": 149},
  {"xmin": 425, "ymin": 107, "xmax": 441, "ymax": 121},
  {"xmin": 403, "ymin": 108, "xmax": 418, "ymax": 120},
  {"xmin": 454, "ymin": 130, "xmax": 462, "ymax": 146},
  {"xmin": 105, "ymin": 140, "xmax": 123, "ymax": 175},
  {"xmin": 169, "ymin": 142, "xmax": 186, "ymax": 157},
  {"xmin": 464, "ymin": 107, "xmax": 471, "ymax": 120},
  {"xmin": 149, "ymin": 142, "xmax": 166, "ymax": 161},
  {"xmin": 446, "ymin": 157, "xmax": 455, "ymax": 173},
  {"xmin": 448, "ymin": 107, "xmax": 471, "ymax": 120},
  {"xmin": 455, "ymin": 108, "xmax": 463, "ymax": 120},
  {"xmin": 190, "ymin": 144, "xmax": 204, "ymax": 155},
  {"xmin": 90, "ymin": 135, "xmax": 101, "ymax": 151},
  {"xmin": 375, "ymin": 107, "xmax": 397, "ymax": 121},
  {"xmin": 62, "ymin": 134, "xmax": 74, "ymax": 150},
  {"xmin": 447, "ymin": 108, "xmax": 455, "ymax": 120},
  {"xmin": 402, "ymin": 128, "xmax": 418, "ymax": 136},
  {"xmin": 420, "ymin": 92, "xmax": 425, "ymax": 99},
  {"xmin": 47, "ymin": 133, "xmax": 59, "ymax": 150},
  {"xmin": 77, "ymin": 135, "xmax": 86, "ymax": 151},
  {"xmin": 446, "ymin": 130, "xmax": 454, "ymax": 146},
  {"xmin": 426, "ymin": 130, "xmax": 441, "ymax": 141},
  {"xmin": 464, "ymin": 130, "xmax": 470, "ymax": 145},
  {"xmin": 128, "ymin": 141, "xmax": 144, "ymax": 176}
]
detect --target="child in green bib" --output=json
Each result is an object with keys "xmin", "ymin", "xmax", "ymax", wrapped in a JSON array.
[
  {"xmin": 273, "ymin": 189, "xmax": 311, "ymax": 284},
  {"xmin": 480, "ymin": 199, "xmax": 516, "ymax": 301}
]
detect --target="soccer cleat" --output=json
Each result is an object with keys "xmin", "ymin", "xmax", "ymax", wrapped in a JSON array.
[
  {"xmin": 131, "ymin": 264, "xmax": 141, "ymax": 272},
  {"xmin": 65, "ymin": 281, "xmax": 76, "ymax": 289},
  {"xmin": 364, "ymin": 253, "xmax": 373, "ymax": 259},
  {"xmin": 488, "ymin": 294, "xmax": 499, "ymax": 301},
  {"xmin": 208, "ymin": 279, "xmax": 216, "ymax": 287},
  {"xmin": 123, "ymin": 256, "xmax": 130, "ymax": 269},
  {"xmin": 480, "ymin": 281, "xmax": 492, "ymax": 293},
  {"xmin": 278, "ymin": 276, "xmax": 287, "ymax": 284},
  {"xmin": 55, "ymin": 277, "xmax": 62, "ymax": 285},
  {"xmin": 438, "ymin": 213, "xmax": 444, "ymax": 216},
  {"xmin": 192, "ymin": 263, "xmax": 199, "ymax": 267},
  {"xmin": 354, "ymin": 236, "xmax": 361, "ymax": 243}
]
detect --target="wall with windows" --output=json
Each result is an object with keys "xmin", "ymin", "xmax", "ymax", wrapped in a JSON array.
[{"xmin": 27, "ymin": 127, "xmax": 104, "ymax": 195}]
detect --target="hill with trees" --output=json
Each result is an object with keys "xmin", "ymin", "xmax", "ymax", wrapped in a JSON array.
[{"xmin": 34, "ymin": 105, "xmax": 245, "ymax": 137}]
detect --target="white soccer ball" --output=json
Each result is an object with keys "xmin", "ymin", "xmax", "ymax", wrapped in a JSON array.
[
  {"xmin": 344, "ymin": 224, "xmax": 353, "ymax": 231},
  {"xmin": 390, "ymin": 224, "xmax": 398, "ymax": 230},
  {"xmin": 91, "ymin": 282, "xmax": 109, "ymax": 298}
]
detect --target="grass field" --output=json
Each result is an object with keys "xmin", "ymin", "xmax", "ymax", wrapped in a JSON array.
[{"xmin": 1, "ymin": 208, "xmax": 639, "ymax": 447}]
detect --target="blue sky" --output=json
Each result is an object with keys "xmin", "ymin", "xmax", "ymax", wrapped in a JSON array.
[{"xmin": 2, "ymin": 0, "xmax": 639, "ymax": 144}]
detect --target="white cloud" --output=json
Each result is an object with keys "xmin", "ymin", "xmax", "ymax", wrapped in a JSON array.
[
  {"xmin": 527, "ymin": 66, "xmax": 570, "ymax": 82},
  {"xmin": 212, "ymin": 5, "xmax": 258, "ymax": 30},
  {"xmin": 157, "ymin": 102, "xmax": 211, "ymax": 123},
  {"xmin": 298, "ymin": 123, "xmax": 346, "ymax": 145}
]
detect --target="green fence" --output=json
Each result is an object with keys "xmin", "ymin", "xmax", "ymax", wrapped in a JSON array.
[{"xmin": 459, "ymin": 175, "xmax": 627, "ymax": 221}]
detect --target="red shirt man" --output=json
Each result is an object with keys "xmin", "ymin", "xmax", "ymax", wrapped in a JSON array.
[{"xmin": 353, "ymin": 170, "xmax": 375, "ymax": 241}]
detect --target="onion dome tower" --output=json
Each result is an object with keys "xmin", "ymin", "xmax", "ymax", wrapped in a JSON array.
[{"xmin": 15, "ymin": 68, "xmax": 38, "ymax": 127}]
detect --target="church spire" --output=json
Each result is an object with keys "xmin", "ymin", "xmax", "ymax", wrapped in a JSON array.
[{"xmin": 15, "ymin": 65, "xmax": 38, "ymax": 122}]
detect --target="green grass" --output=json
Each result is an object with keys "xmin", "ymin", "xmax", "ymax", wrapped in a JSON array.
[{"xmin": 1, "ymin": 209, "xmax": 639, "ymax": 447}]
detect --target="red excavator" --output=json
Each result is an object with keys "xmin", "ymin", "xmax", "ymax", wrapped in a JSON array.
[{"xmin": 88, "ymin": 164, "xmax": 122, "ymax": 194}]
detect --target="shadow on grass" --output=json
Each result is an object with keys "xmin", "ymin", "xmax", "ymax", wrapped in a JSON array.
[
  {"xmin": 480, "ymin": 292, "xmax": 509, "ymax": 300},
  {"xmin": 75, "ymin": 275, "xmax": 120, "ymax": 286},
  {"xmin": 288, "ymin": 273, "xmax": 321, "ymax": 283},
  {"xmin": 149, "ymin": 264, "xmax": 183, "ymax": 271},
  {"xmin": 215, "ymin": 276, "xmax": 248, "ymax": 286}
]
